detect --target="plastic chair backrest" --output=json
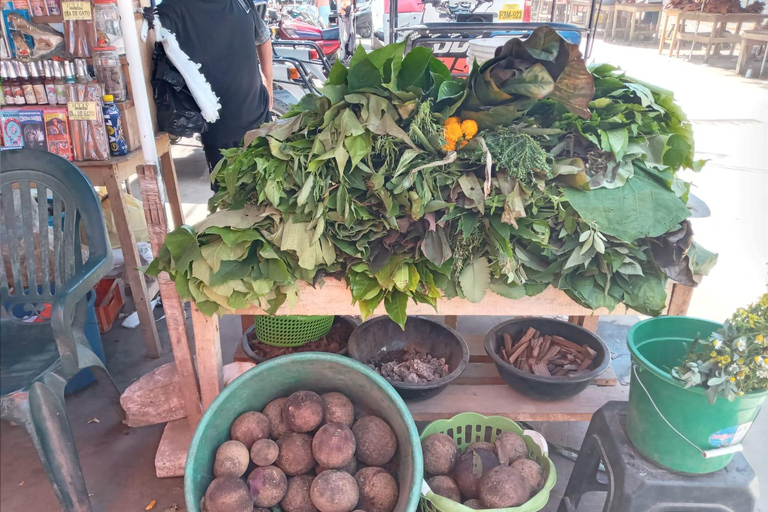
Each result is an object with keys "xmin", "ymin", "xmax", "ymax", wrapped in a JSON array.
[{"xmin": 0, "ymin": 149, "xmax": 112, "ymax": 373}]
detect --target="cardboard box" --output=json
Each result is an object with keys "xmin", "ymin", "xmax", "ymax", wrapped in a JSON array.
[
  {"xmin": 18, "ymin": 108, "xmax": 46, "ymax": 151},
  {"xmin": 117, "ymin": 100, "xmax": 140, "ymax": 152},
  {"xmin": 44, "ymin": 107, "xmax": 73, "ymax": 160},
  {"xmin": 1, "ymin": 109, "xmax": 23, "ymax": 147}
]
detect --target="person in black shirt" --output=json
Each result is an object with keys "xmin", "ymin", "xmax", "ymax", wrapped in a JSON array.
[{"xmin": 157, "ymin": 0, "xmax": 273, "ymax": 190}]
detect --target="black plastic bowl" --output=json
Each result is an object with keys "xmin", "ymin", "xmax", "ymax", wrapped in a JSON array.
[
  {"xmin": 484, "ymin": 317, "xmax": 610, "ymax": 401},
  {"xmin": 348, "ymin": 317, "xmax": 469, "ymax": 401}
]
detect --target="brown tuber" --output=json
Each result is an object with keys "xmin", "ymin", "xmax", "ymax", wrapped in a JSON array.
[
  {"xmin": 317, "ymin": 455, "xmax": 357, "ymax": 476},
  {"xmin": 282, "ymin": 475, "xmax": 319, "ymax": 512},
  {"xmin": 204, "ymin": 475, "xmax": 252, "ymax": 512},
  {"xmin": 251, "ymin": 438, "xmax": 280, "ymax": 467},
  {"xmin": 277, "ymin": 432, "xmax": 317, "ymax": 476},
  {"xmin": 466, "ymin": 441, "xmax": 496, "ymax": 454},
  {"xmin": 284, "ymin": 391, "xmax": 325, "ymax": 433},
  {"xmin": 427, "ymin": 475, "xmax": 461, "ymax": 502},
  {"xmin": 463, "ymin": 499, "xmax": 483, "ymax": 509},
  {"xmin": 310, "ymin": 470, "xmax": 360, "ymax": 512},
  {"xmin": 355, "ymin": 467, "xmax": 399, "ymax": 512},
  {"xmin": 479, "ymin": 466, "xmax": 531, "ymax": 508},
  {"xmin": 231, "ymin": 411, "xmax": 270, "ymax": 449},
  {"xmin": 213, "ymin": 440, "xmax": 250, "ymax": 478},
  {"xmin": 495, "ymin": 431, "xmax": 528, "ymax": 465},
  {"xmin": 453, "ymin": 448, "xmax": 500, "ymax": 500},
  {"xmin": 352, "ymin": 416, "xmax": 397, "ymax": 466},
  {"xmin": 322, "ymin": 392, "xmax": 355, "ymax": 427},
  {"xmin": 422, "ymin": 433, "xmax": 458, "ymax": 476},
  {"xmin": 263, "ymin": 397, "xmax": 292, "ymax": 439},
  {"xmin": 512, "ymin": 458, "xmax": 542, "ymax": 492},
  {"xmin": 248, "ymin": 465, "xmax": 289, "ymax": 507},
  {"xmin": 313, "ymin": 423, "xmax": 356, "ymax": 469}
]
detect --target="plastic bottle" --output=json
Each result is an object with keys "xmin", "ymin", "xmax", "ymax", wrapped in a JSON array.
[
  {"xmin": 54, "ymin": 61, "xmax": 68, "ymax": 104},
  {"xmin": 74, "ymin": 59, "xmax": 91, "ymax": 84},
  {"xmin": 65, "ymin": 60, "xmax": 77, "ymax": 84},
  {"xmin": 94, "ymin": 0, "xmax": 125, "ymax": 54},
  {"xmin": 28, "ymin": 62, "xmax": 49, "ymax": 105},
  {"xmin": 1, "ymin": 62, "xmax": 14, "ymax": 105},
  {"xmin": 16, "ymin": 61, "xmax": 37, "ymax": 105},
  {"xmin": 5, "ymin": 61, "xmax": 25, "ymax": 105},
  {"xmin": 102, "ymin": 94, "xmax": 128, "ymax": 156},
  {"xmin": 43, "ymin": 60, "xmax": 57, "ymax": 105}
]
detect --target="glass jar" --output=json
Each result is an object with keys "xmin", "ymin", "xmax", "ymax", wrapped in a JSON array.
[
  {"xmin": 94, "ymin": 0, "xmax": 125, "ymax": 55},
  {"xmin": 92, "ymin": 46, "xmax": 127, "ymax": 102}
]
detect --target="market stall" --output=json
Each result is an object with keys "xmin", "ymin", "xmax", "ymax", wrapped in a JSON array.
[{"xmin": 0, "ymin": 0, "xmax": 188, "ymax": 360}]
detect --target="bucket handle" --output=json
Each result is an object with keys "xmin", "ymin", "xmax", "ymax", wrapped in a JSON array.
[{"xmin": 632, "ymin": 365, "xmax": 743, "ymax": 459}]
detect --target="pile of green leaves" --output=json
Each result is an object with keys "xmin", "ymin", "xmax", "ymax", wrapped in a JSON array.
[
  {"xmin": 146, "ymin": 27, "xmax": 716, "ymax": 328},
  {"xmin": 673, "ymin": 294, "xmax": 768, "ymax": 403}
]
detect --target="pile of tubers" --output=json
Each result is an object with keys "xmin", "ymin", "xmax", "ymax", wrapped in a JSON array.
[
  {"xmin": 202, "ymin": 390, "xmax": 400, "ymax": 512},
  {"xmin": 422, "ymin": 431, "xmax": 543, "ymax": 509}
]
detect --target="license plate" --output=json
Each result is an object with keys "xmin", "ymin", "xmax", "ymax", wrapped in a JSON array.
[{"xmin": 499, "ymin": 3, "xmax": 523, "ymax": 20}]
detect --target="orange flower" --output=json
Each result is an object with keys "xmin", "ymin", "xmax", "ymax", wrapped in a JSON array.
[
  {"xmin": 443, "ymin": 140, "xmax": 457, "ymax": 152},
  {"xmin": 461, "ymin": 119, "xmax": 478, "ymax": 139},
  {"xmin": 446, "ymin": 116, "xmax": 460, "ymax": 126},
  {"xmin": 444, "ymin": 122, "xmax": 463, "ymax": 143}
]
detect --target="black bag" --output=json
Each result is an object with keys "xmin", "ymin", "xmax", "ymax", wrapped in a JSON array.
[{"xmin": 151, "ymin": 41, "xmax": 208, "ymax": 137}]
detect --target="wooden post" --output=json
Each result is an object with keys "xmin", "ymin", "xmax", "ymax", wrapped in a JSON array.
[
  {"xmin": 104, "ymin": 172, "xmax": 162, "ymax": 358},
  {"xmin": 611, "ymin": 7, "xmax": 620, "ymax": 41},
  {"xmin": 666, "ymin": 283, "xmax": 694, "ymax": 316},
  {"xmin": 670, "ymin": 12, "xmax": 682, "ymax": 57},
  {"xmin": 137, "ymin": 164, "xmax": 202, "ymax": 426},
  {"xmin": 159, "ymin": 145, "xmax": 184, "ymax": 230},
  {"xmin": 628, "ymin": 10, "xmax": 637, "ymax": 42},
  {"xmin": 658, "ymin": 10, "xmax": 669, "ymax": 53},
  {"xmin": 568, "ymin": 315, "xmax": 600, "ymax": 333},
  {"xmin": 192, "ymin": 306, "xmax": 223, "ymax": 411}
]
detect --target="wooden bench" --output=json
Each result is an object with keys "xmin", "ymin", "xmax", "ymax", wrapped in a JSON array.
[{"xmin": 735, "ymin": 30, "xmax": 768, "ymax": 76}]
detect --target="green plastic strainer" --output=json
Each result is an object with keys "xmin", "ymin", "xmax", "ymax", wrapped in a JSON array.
[{"xmin": 253, "ymin": 315, "xmax": 335, "ymax": 347}]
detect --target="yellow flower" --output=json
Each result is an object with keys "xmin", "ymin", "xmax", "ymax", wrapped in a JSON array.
[
  {"xmin": 737, "ymin": 371, "xmax": 745, "ymax": 379},
  {"xmin": 710, "ymin": 351, "xmax": 718, "ymax": 357},
  {"xmin": 461, "ymin": 119, "xmax": 478, "ymax": 140},
  {"xmin": 755, "ymin": 356, "xmax": 762, "ymax": 363},
  {"xmin": 738, "ymin": 391, "xmax": 744, "ymax": 396},
  {"xmin": 738, "ymin": 358, "xmax": 744, "ymax": 364},
  {"xmin": 444, "ymin": 123, "xmax": 463, "ymax": 143},
  {"xmin": 730, "ymin": 377, "xmax": 736, "ymax": 382},
  {"xmin": 721, "ymin": 355, "xmax": 731, "ymax": 364},
  {"xmin": 756, "ymin": 334, "xmax": 764, "ymax": 343},
  {"xmin": 443, "ymin": 140, "xmax": 456, "ymax": 152}
]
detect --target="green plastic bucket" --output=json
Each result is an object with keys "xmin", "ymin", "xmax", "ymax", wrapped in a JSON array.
[
  {"xmin": 419, "ymin": 412, "xmax": 556, "ymax": 512},
  {"xmin": 627, "ymin": 316, "xmax": 768, "ymax": 474},
  {"xmin": 184, "ymin": 353, "xmax": 423, "ymax": 512}
]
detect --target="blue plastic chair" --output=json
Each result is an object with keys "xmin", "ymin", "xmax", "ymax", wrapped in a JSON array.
[{"xmin": 0, "ymin": 149, "xmax": 123, "ymax": 512}]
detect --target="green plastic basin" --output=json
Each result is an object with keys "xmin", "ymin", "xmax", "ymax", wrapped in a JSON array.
[{"xmin": 184, "ymin": 353, "xmax": 424, "ymax": 512}]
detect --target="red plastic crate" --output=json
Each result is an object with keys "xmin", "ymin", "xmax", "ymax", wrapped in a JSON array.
[{"xmin": 95, "ymin": 278, "xmax": 124, "ymax": 333}]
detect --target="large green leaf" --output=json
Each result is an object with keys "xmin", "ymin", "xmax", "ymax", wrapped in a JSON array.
[
  {"xmin": 384, "ymin": 291, "xmax": 409, "ymax": 329},
  {"xmin": 458, "ymin": 256, "xmax": 490, "ymax": 303},
  {"xmin": 163, "ymin": 226, "xmax": 201, "ymax": 272},
  {"xmin": 564, "ymin": 169, "xmax": 690, "ymax": 242}
]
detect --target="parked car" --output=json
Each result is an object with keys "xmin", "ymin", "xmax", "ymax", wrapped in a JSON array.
[{"xmin": 356, "ymin": 0, "xmax": 372, "ymax": 37}]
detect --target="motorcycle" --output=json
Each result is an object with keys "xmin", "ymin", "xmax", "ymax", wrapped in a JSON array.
[
  {"xmin": 276, "ymin": 17, "xmax": 341, "ymax": 60},
  {"xmin": 356, "ymin": 0, "xmax": 373, "ymax": 38}
]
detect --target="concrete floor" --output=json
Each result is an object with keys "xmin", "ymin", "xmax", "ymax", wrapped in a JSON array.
[{"xmin": 1, "ymin": 39, "xmax": 766, "ymax": 512}]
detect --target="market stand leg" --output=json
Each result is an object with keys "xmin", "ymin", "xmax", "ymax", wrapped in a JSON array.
[
  {"xmin": 104, "ymin": 171, "xmax": 162, "ymax": 358},
  {"xmin": 192, "ymin": 306, "xmax": 223, "ymax": 411}
]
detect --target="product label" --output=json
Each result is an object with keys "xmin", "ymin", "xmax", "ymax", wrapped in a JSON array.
[
  {"xmin": 708, "ymin": 422, "xmax": 753, "ymax": 447},
  {"xmin": 61, "ymin": 0, "xmax": 92, "ymax": 20},
  {"xmin": 67, "ymin": 101, "xmax": 98, "ymax": 121}
]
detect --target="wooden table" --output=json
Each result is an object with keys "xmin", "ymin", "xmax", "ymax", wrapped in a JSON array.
[
  {"xmin": 190, "ymin": 279, "xmax": 693, "ymax": 415},
  {"xmin": 596, "ymin": 4, "xmax": 616, "ymax": 38},
  {"xmin": 610, "ymin": 3, "xmax": 663, "ymax": 43},
  {"xmin": 736, "ymin": 29, "xmax": 768, "ymax": 75},
  {"xmin": 667, "ymin": 11, "xmax": 767, "ymax": 62},
  {"xmin": 78, "ymin": 132, "xmax": 184, "ymax": 358}
]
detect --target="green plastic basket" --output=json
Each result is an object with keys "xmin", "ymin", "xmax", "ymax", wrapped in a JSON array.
[
  {"xmin": 419, "ymin": 412, "xmax": 557, "ymax": 512},
  {"xmin": 253, "ymin": 315, "xmax": 334, "ymax": 347}
]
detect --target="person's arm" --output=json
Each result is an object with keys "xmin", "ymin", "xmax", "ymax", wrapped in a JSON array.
[
  {"xmin": 253, "ymin": 8, "xmax": 274, "ymax": 109},
  {"xmin": 257, "ymin": 39, "xmax": 274, "ymax": 109}
]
